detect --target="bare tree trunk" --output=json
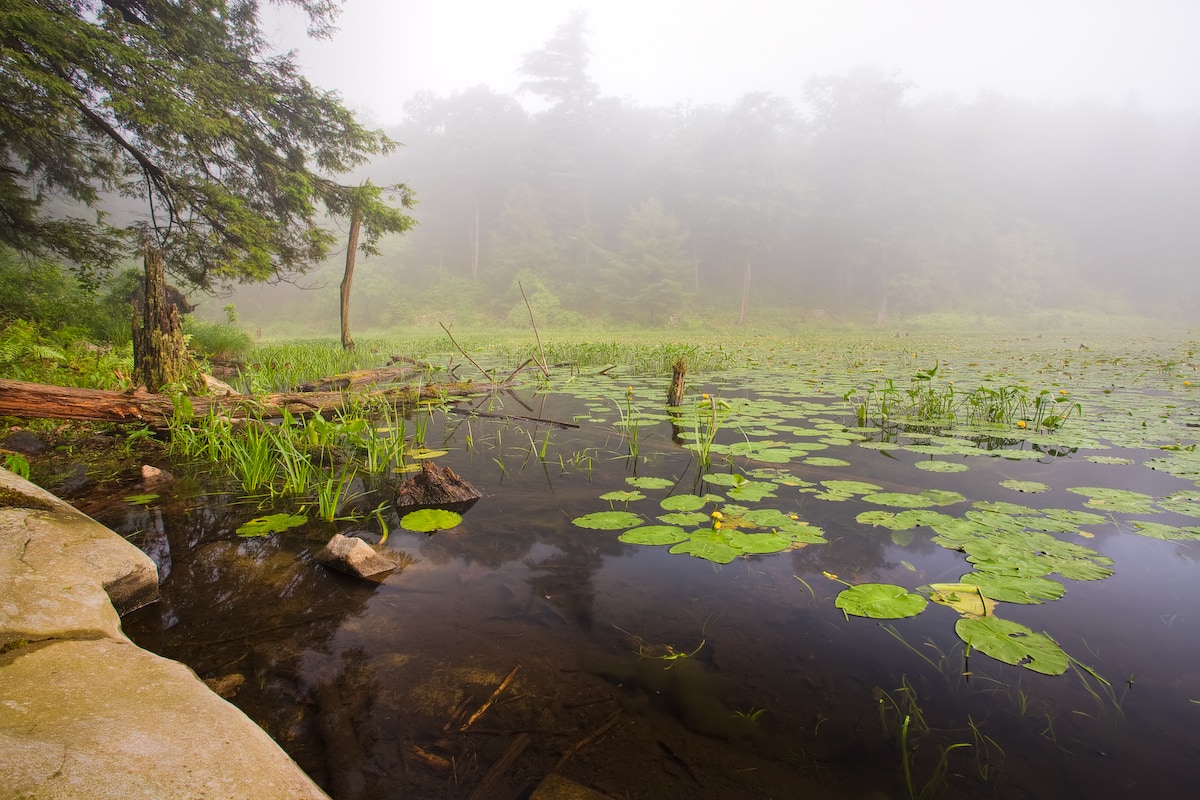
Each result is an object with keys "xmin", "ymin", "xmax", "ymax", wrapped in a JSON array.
[
  {"xmin": 469, "ymin": 199, "xmax": 480, "ymax": 281},
  {"xmin": 132, "ymin": 245, "xmax": 197, "ymax": 393},
  {"xmin": 340, "ymin": 205, "xmax": 362, "ymax": 351},
  {"xmin": 874, "ymin": 292, "xmax": 889, "ymax": 326},
  {"xmin": 736, "ymin": 257, "xmax": 752, "ymax": 327}
]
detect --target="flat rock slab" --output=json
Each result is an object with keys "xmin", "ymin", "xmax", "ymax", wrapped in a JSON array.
[
  {"xmin": 1, "ymin": 467, "xmax": 329, "ymax": 800},
  {"xmin": 0, "ymin": 470, "xmax": 158, "ymax": 649},
  {"xmin": 0, "ymin": 637, "xmax": 328, "ymax": 800}
]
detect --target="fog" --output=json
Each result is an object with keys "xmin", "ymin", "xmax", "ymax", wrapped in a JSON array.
[
  {"xmin": 270, "ymin": 1, "xmax": 1200, "ymax": 121},
  {"xmin": 231, "ymin": 1, "xmax": 1200, "ymax": 332}
]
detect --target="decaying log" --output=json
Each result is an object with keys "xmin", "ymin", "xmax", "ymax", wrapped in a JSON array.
[
  {"xmin": 295, "ymin": 366, "xmax": 416, "ymax": 393},
  {"xmin": 0, "ymin": 377, "xmax": 509, "ymax": 428},
  {"xmin": 394, "ymin": 459, "xmax": 481, "ymax": 514}
]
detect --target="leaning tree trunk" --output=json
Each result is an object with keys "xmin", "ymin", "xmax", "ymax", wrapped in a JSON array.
[
  {"xmin": 132, "ymin": 246, "xmax": 197, "ymax": 393},
  {"xmin": 340, "ymin": 205, "xmax": 362, "ymax": 352},
  {"xmin": 736, "ymin": 257, "xmax": 752, "ymax": 327}
]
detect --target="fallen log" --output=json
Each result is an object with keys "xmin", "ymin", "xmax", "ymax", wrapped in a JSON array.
[
  {"xmin": 294, "ymin": 365, "xmax": 417, "ymax": 393},
  {"xmin": 0, "ymin": 377, "xmax": 509, "ymax": 428}
]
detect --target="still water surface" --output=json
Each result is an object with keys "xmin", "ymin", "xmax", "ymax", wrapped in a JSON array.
[{"xmin": 110, "ymin": 359, "xmax": 1200, "ymax": 799}]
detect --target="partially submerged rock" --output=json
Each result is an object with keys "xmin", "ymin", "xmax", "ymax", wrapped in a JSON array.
[
  {"xmin": 394, "ymin": 460, "xmax": 480, "ymax": 514},
  {"xmin": 314, "ymin": 533, "xmax": 402, "ymax": 581},
  {"xmin": 141, "ymin": 464, "xmax": 174, "ymax": 486}
]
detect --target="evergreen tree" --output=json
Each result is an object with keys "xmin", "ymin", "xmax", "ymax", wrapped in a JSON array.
[{"xmin": 0, "ymin": 0, "xmax": 399, "ymax": 290}]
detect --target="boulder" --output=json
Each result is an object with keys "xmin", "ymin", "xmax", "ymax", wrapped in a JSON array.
[{"xmin": 314, "ymin": 533, "xmax": 401, "ymax": 580}]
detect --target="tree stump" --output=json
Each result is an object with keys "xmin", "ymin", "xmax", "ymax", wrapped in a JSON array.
[
  {"xmin": 132, "ymin": 246, "xmax": 200, "ymax": 393},
  {"xmin": 667, "ymin": 356, "xmax": 687, "ymax": 407},
  {"xmin": 394, "ymin": 460, "xmax": 481, "ymax": 514}
]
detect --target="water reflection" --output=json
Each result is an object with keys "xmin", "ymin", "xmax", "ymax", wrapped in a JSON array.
[{"xmin": 101, "ymin": 378, "xmax": 1200, "ymax": 799}]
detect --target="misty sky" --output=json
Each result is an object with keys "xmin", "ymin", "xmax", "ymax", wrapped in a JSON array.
[{"xmin": 266, "ymin": 0, "xmax": 1200, "ymax": 123}]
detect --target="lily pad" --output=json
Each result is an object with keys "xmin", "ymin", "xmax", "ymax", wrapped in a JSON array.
[
  {"xmin": 1066, "ymin": 486, "xmax": 1158, "ymax": 513},
  {"xmin": 236, "ymin": 512, "xmax": 308, "ymax": 538},
  {"xmin": 619, "ymin": 525, "xmax": 689, "ymax": 545},
  {"xmin": 701, "ymin": 472, "xmax": 747, "ymax": 488},
  {"xmin": 723, "ymin": 530, "xmax": 792, "ymax": 554},
  {"xmin": 572, "ymin": 510, "xmax": 642, "ymax": 530},
  {"xmin": 862, "ymin": 492, "xmax": 937, "ymax": 509},
  {"xmin": 803, "ymin": 456, "xmax": 850, "ymax": 467},
  {"xmin": 1085, "ymin": 455, "xmax": 1134, "ymax": 465},
  {"xmin": 821, "ymin": 479, "xmax": 883, "ymax": 495},
  {"xmin": 600, "ymin": 490, "xmax": 646, "ymax": 502},
  {"xmin": 669, "ymin": 535, "xmax": 741, "ymax": 564},
  {"xmin": 960, "ymin": 572, "xmax": 1065, "ymax": 604},
  {"xmin": 835, "ymin": 583, "xmax": 928, "ymax": 619},
  {"xmin": 915, "ymin": 461, "xmax": 970, "ymax": 473},
  {"xmin": 727, "ymin": 482, "xmax": 778, "ymax": 501},
  {"xmin": 627, "ymin": 476, "xmax": 675, "ymax": 490},
  {"xmin": 660, "ymin": 494, "xmax": 709, "ymax": 512},
  {"xmin": 400, "ymin": 508, "xmax": 463, "ymax": 532},
  {"xmin": 954, "ymin": 616, "xmax": 1068, "ymax": 675},
  {"xmin": 926, "ymin": 582, "xmax": 997, "ymax": 617},
  {"xmin": 1000, "ymin": 479, "xmax": 1049, "ymax": 494},
  {"xmin": 658, "ymin": 511, "xmax": 711, "ymax": 526}
]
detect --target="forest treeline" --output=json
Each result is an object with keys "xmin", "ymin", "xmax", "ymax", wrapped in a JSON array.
[{"xmin": 227, "ymin": 14, "xmax": 1200, "ymax": 331}]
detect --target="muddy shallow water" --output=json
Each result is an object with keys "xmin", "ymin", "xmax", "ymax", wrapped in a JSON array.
[{"xmin": 93, "ymin": 342, "xmax": 1200, "ymax": 799}]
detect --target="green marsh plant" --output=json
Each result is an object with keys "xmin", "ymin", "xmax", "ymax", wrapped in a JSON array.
[{"xmin": 614, "ymin": 385, "xmax": 641, "ymax": 460}]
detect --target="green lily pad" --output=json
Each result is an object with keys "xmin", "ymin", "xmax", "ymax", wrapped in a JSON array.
[
  {"xmin": 1000, "ymin": 479, "xmax": 1049, "ymax": 494},
  {"xmin": 960, "ymin": 572, "xmax": 1065, "ymax": 604},
  {"xmin": 236, "ymin": 512, "xmax": 308, "ymax": 538},
  {"xmin": 619, "ymin": 525, "xmax": 689, "ymax": 545},
  {"xmin": 572, "ymin": 510, "xmax": 642, "ymax": 530},
  {"xmin": 1085, "ymin": 455, "xmax": 1134, "ymax": 465},
  {"xmin": 915, "ymin": 461, "xmax": 969, "ymax": 473},
  {"xmin": 660, "ymin": 494, "xmax": 709, "ymax": 512},
  {"xmin": 701, "ymin": 473, "xmax": 747, "ymax": 487},
  {"xmin": 862, "ymin": 492, "xmax": 937, "ymax": 509},
  {"xmin": 954, "ymin": 616, "xmax": 1068, "ymax": 675},
  {"xmin": 600, "ymin": 490, "xmax": 645, "ymax": 502},
  {"xmin": 1129, "ymin": 520, "xmax": 1200, "ymax": 541},
  {"xmin": 1157, "ymin": 490, "xmax": 1200, "ymax": 516},
  {"xmin": 658, "ymin": 511, "xmax": 711, "ymax": 526},
  {"xmin": 723, "ymin": 530, "xmax": 793, "ymax": 554},
  {"xmin": 627, "ymin": 476, "xmax": 675, "ymax": 490},
  {"xmin": 921, "ymin": 489, "xmax": 968, "ymax": 506},
  {"xmin": 835, "ymin": 583, "xmax": 928, "ymax": 619},
  {"xmin": 400, "ymin": 508, "xmax": 463, "ymax": 532},
  {"xmin": 669, "ymin": 535, "xmax": 741, "ymax": 564},
  {"xmin": 821, "ymin": 480, "xmax": 883, "ymax": 495},
  {"xmin": 803, "ymin": 456, "xmax": 850, "ymax": 467},
  {"xmin": 1066, "ymin": 486, "xmax": 1158, "ymax": 513},
  {"xmin": 727, "ymin": 482, "xmax": 778, "ymax": 501}
]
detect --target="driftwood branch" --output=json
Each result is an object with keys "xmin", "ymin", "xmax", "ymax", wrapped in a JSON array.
[
  {"xmin": 518, "ymin": 281, "xmax": 551, "ymax": 380},
  {"xmin": 459, "ymin": 665, "xmax": 520, "ymax": 732},
  {"xmin": 554, "ymin": 711, "xmax": 621, "ymax": 771},
  {"xmin": 0, "ymin": 377, "xmax": 509, "ymax": 427},
  {"xmin": 439, "ymin": 322, "xmax": 493, "ymax": 383}
]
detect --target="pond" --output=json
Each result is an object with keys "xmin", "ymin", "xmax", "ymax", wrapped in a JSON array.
[{"xmin": 99, "ymin": 333, "xmax": 1200, "ymax": 799}]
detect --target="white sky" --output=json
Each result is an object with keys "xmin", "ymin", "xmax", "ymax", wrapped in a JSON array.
[{"xmin": 266, "ymin": 0, "xmax": 1200, "ymax": 124}]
